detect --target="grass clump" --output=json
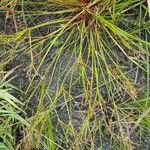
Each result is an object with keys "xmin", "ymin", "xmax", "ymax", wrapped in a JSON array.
[
  {"xmin": 0, "ymin": 75, "xmax": 29, "ymax": 149},
  {"xmin": 0, "ymin": 0, "xmax": 150, "ymax": 149}
]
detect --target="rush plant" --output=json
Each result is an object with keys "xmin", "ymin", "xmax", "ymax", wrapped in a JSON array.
[{"xmin": 0, "ymin": 0, "xmax": 149, "ymax": 149}]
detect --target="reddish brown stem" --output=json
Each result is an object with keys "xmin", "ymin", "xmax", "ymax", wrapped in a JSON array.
[{"xmin": 80, "ymin": 0, "xmax": 90, "ymax": 4}]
